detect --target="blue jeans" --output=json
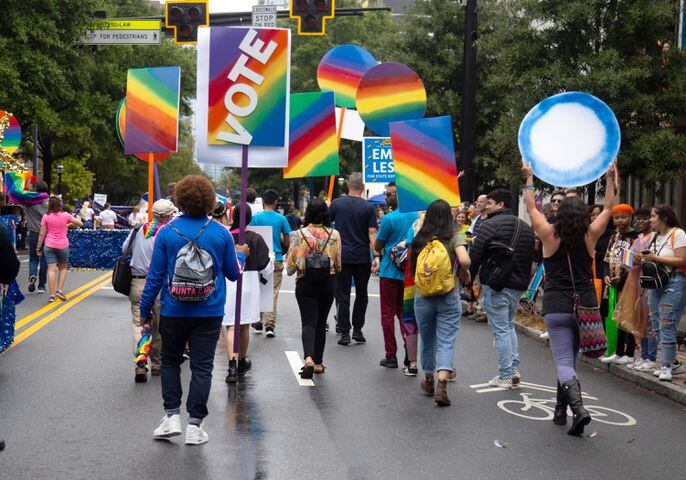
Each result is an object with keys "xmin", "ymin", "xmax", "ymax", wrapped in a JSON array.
[
  {"xmin": 159, "ymin": 315, "xmax": 222, "ymax": 422},
  {"xmin": 640, "ymin": 336, "xmax": 657, "ymax": 362},
  {"xmin": 482, "ymin": 286, "xmax": 522, "ymax": 379},
  {"xmin": 28, "ymin": 231, "xmax": 47, "ymax": 288},
  {"xmin": 648, "ymin": 273, "xmax": 686, "ymax": 366},
  {"xmin": 414, "ymin": 287, "xmax": 461, "ymax": 373}
]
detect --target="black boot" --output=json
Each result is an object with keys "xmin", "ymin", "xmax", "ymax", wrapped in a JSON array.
[
  {"xmin": 562, "ymin": 378, "xmax": 591, "ymax": 436},
  {"xmin": 553, "ymin": 381, "xmax": 568, "ymax": 426},
  {"xmin": 237, "ymin": 357, "xmax": 252, "ymax": 377},
  {"xmin": 225, "ymin": 359, "xmax": 238, "ymax": 384}
]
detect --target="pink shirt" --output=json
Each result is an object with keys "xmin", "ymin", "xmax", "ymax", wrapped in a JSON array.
[{"xmin": 41, "ymin": 212, "xmax": 73, "ymax": 249}]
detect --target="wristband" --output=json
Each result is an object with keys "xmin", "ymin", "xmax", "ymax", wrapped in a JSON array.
[{"xmin": 524, "ymin": 185, "xmax": 534, "ymax": 191}]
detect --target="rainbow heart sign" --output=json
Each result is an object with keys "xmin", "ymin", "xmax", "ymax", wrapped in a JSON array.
[
  {"xmin": 284, "ymin": 91, "xmax": 339, "ymax": 179},
  {"xmin": 124, "ymin": 66, "xmax": 181, "ymax": 155},
  {"xmin": 317, "ymin": 45, "xmax": 377, "ymax": 109},
  {"xmin": 208, "ymin": 27, "xmax": 290, "ymax": 147},
  {"xmin": 116, "ymin": 99, "xmax": 169, "ymax": 162},
  {"xmin": 0, "ymin": 110, "xmax": 21, "ymax": 155},
  {"xmin": 356, "ymin": 62, "xmax": 427, "ymax": 137},
  {"xmin": 390, "ymin": 116, "xmax": 460, "ymax": 213}
]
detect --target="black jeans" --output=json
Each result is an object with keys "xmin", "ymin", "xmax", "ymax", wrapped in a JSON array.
[
  {"xmin": 159, "ymin": 315, "xmax": 222, "ymax": 421},
  {"xmin": 296, "ymin": 276, "xmax": 335, "ymax": 364},
  {"xmin": 335, "ymin": 263, "xmax": 371, "ymax": 333}
]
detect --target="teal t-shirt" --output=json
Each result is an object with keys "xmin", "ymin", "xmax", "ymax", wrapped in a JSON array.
[
  {"xmin": 250, "ymin": 210, "xmax": 291, "ymax": 262},
  {"xmin": 376, "ymin": 210, "xmax": 418, "ymax": 280}
]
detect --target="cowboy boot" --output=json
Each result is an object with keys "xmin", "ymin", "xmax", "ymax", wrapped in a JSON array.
[
  {"xmin": 553, "ymin": 381, "xmax": 568, "ymax": 425},
  {"xmin": 562, "ymin": 378, "xmax": 591, "ymax": 436}
]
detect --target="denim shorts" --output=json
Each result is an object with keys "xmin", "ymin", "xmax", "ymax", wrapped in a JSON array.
[{"xmin": 44, "ymin": 246, "xmax": 69, "ymax": 265}]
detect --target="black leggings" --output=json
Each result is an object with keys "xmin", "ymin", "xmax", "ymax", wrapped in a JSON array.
[{"xmin": 296, "ymin": 276, "xmax": 335, "ymax": 364}]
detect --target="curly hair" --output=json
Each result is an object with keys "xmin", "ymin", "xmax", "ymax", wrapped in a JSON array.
[
  {"xmin": 554, "ymin": 196, "xmax": 589, "ymax": 251},
  {"xmin": 175, "ymin": 175, "xmax": 215, "ymax": 217}
]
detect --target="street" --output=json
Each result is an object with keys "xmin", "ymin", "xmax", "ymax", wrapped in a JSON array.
[{"xmin": 1, "ymin": 262, "xmax": 684, "ymax": 480}]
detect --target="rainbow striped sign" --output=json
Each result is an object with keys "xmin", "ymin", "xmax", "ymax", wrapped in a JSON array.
[
  {"xmin": 317, "ymin": 45, "xmax": 377, "ymax": 109},
  {"xmin": 356, "ymin": 62, "xmax": 426, "ymax": 137},
  {"xmin": 390, "ymin": 116, "xmax": 460, "ymax": 213},
  {"xmin": 0, "ymin": 110, "xmax": 21, "ymax": 155},
  {"xmin": 116, "ymin": 99, "xmax": 169, "ymax": 162},
  {"xmin": 208, "ymin": 27, "xmax": 289, "ymax": 147},
  {"xmin": 284, "ymin": 91, "xmax": 339, "ymax": 179},
  {"xmin": 124, "ymin": 67, "xmax": 180, "ymax": 155}
]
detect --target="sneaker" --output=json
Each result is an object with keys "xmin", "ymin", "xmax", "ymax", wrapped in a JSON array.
[
  {"xmin": 613, "ymin": 355, "xmax": 634, "ymax": 365},
  {"xmin": 36, "ymin": 287, "xmax": 46, "ymax": 294},
  {"xmin": 600, "ymin": 354, "xmax": 618, "ymax": 364},
  {"xmin": 352, "ymin": 330, "xmax": 366, "ymax": 343},
  {"xmin": 265, "ymin": 326, "xmax": 276, "ymax": 337},
  {"xmin": 487, "ymin": 375, "xmax": 513, "ymax": 389},
  {"xmin": 627, "ymin": 359, "xmax": 644, "ymax": 370},
  {"xmin": 402, "ymin": 366, "xmax": 418, "ymax": 376},
  {"xmin": 379, "ymin": 356, "xmax": 398, "ymax": 368},
  {"xmin": 28, "ymin": 275, "xmax": 37, "ymax": 293},
  {"xmin": 474, "ymin": 312, "xmax": 488, "ymax": 323},
  {"xmin": 183, "ymin": 348, "xmax": 190, "ymax": 360},
  {"xmin": 671, "ymin": 361, "xmax": 685, "ymax": 375},
  {"xmin": 652, "ymin": 367, "xmax": 662, "ymax": 377},
  {"xmin": 539, "ymin": 331, "xmax": 549, "ymax": 340},
  {"xmin": 337, "ymin": 333, "xmax": 351, "ymax": 346},
  {"xmin": 153, "ymin": 414, "xmax": 182, "ymax": 439},
  {"xmin": 251, "ymin": 321, "xmax": 264, "ymax": 333},
  {"xmin": 48, "ymin": 295, "xmax": 56, "ymax": 303},
  {"xmin": 56, "ymin": 291, "xmax": 67, "ymax": 301},
  {"xmin": 658, "ymin": 366, "xmax": 672, "ymax": 382},
  {"xmin": 635, "ymin": 360, "xmax": 656, "ymax": 372},
  {"xmin": 135, "ymin": 367, "xmax": 147, "ymax": 383},
  {"xmin": 185, "ymin": 424, "xmax": 209, "ymax": 445},
  {"xmin": 150, "ymin": 365, "xmax": 161, "ymax": 376},
  {"xmin": 512, "ymin": 368, "xmax": 521, "ymax": 385}
]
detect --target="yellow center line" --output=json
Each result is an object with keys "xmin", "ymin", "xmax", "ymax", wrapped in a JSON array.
[
  {"xmin": 14, "ymin": 272, "xmax": 112, "ymax": 331},
  {"xmin": 3, "ymin": 277, "xmax": 112, "ymax": 354}
]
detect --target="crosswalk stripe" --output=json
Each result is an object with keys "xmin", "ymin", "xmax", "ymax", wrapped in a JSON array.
[{"xmin": 285, "ymin": 351, "xmax": 315, "ymax": 387}]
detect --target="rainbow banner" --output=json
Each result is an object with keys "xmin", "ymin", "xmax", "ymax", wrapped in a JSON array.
[
  {"xmin": 284, "ymin": 91, "xmax": 339, "ymax": 179},
  {"xmin": 124, "ymin": 66, "xmax": 180, "ymax": 155},
  {"xmin": 116, "ymin": 98, "xmax": 169, "ymax": 162},
  {"xmin": 0, "ymin": 110, "xmax": 21, "ymax": 156},
  {"xmin": 621, "ymin": 247, "xmax": 636, "ymax": 269},
  {"xmin": 208, "ymin": 27, "xmax": 289, "ymax": 147},
  {"xmin": 356, "ymin": 62, "xmax": 426, "ymax": 137},
  {"xmin": 390, "ymin": 116, "xmax": 460, "ymax": 213},
  {"xmin": 317, "ymin": 45, "xmax": 377, "ymax": 109},
  {"xmin": 3, "ymin": 171, "xmax": 48, "ymax": 206}
]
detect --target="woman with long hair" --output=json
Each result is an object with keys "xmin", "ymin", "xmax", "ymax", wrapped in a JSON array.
[
  {"xmin": 36, "ymin": 196, "xmax": 83, "ymax": 302},
  {"xmin": 523, "ymin": 160, "xmax": 616, "ymax": 436},
  {"xmin": 410, "ymin": 199, "xmax": 470, "ymax": 407},
  {"xmin": 79, "ymin": 201, "xmax": 95, "ymax": 229}
]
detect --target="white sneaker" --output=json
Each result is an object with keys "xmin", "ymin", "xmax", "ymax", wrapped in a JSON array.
[
  {"xmin": 539, "ymin": 331, "xmax": 549, "ymax": 339},
  {"xmin": 600, "ymin": 354, "xmax": 618, "ymax": 364},
  {"xmin": 185, "ymin": 423, "xmax": 209, "ymax": 445},
  {"xmin": 614, "ymin": 355, "xmax": 634, "ymax": 365},
  {"xmin": 153, "ymin": 414, "xmax": 182, "ymax": 439},
  {"xmin": 487, "ymin": 375, "xmax": 513, "ymax": 389},
  {"xmin": 653, "ymin": 367, "xmax": 662, "ymax": 377},
  {"xmin": 627, "ymin": 359, "xmax": 644, "ymax": 370},
  {"xmin": 635, "ymin": 360, "xmax": 656, "ymax": 372},
  {"xmin": 671, "ymin": 361, "xmax": 685, "ymax": 375},
  {"xmin": 512, "ymin": 368, "xmax": 521, "ymax": 385},
  {"xmin": 658, "ymin": 366, "xmax": 672, "ymax": 382}
]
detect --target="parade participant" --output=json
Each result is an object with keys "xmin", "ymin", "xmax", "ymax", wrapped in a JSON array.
[
  {"xmin": 639, "ymin": 205, "xmax": 686, "ymax": 382},
  {"xmin": 410, "ymin": 200, "xmax": 470, "ymax": 406},
  {"xmin": 246, "ymin": 187, "xmax": 263, "ymax": 216},
  {"xmin": 549, "ymin": 190, "xmax": 566, "ymax": 220},
  {"xmin": 79, "ymin": 201, "xmax": 95, "ymax": 228},
  {"xmin": 373, "ymin": 182, "xmax": 418, "ymax": 368},
  {"xmin": 25, "ymin": 181, "xmax": 49, "ymax": 294},
  {"xmin": 36, "ymin": 196, "xmax": 83, "ymax": 302},
  {"xmin": 468, "ymin": 194, "xmax": 488, "ymax": 236},
  {"xmin": 97, "ymin": 203, "xmax": 118, "ymax": 230},
  {"xmin": 400, "ymin": 213, "xmax": 424, "ymax": 376},
  {"xmin": 285, "ymin": 205, "xmax": 303, "ymax": 231},
  {"xmin": 249, "ymin": 189, "xmax": 291, "ymax": 337},
  {"xmin": 454, "ymin": 210, "xmax": 470, "ymax": 235},
  {"xmin": 589, "ymin": 204, "xmax": 602, "ymax": 223},
  {"xmin": 141, "ymin": 175, "xmax": 249, "ymax": 445},
  {"xmin": 523, "ymin": 159, "xmax": 616, "ymax": 436},
  {"xmin": 600, "ymin": 204, "xmax": 638, "ymax": 365},
  {"xmin": 123, "ymin": 199, "xmax": 177, "ymax": 382},
  {"xmin": 286, "ymin": 199, "xmax": 341, "ymax": 378},
  {"xmin": 469, "ymin": 189, "xmax": 535, "ymax": 388},
  {"xmin": 329, "ymin": 173, "xmax": 378, "ymax": 345},
  {"xmin": 219, "ymin": 205, "xmax": 272, "ymax": 383}
]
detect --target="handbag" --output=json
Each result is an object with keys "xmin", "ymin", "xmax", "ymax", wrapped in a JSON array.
[
  {"xmin": 639, "ymin": 230, "xmax": 673, "ymax": 289},
  {"xmin": 567, "ymin": 253, "xmax": 607, "ymax": 359},
  {"xmin": 390, "ymin": 243, "xmax": 408, "ymax": 270},
  {"xmin": 112, "ymin": 226, "xmax": 141, "ymax": 296}
]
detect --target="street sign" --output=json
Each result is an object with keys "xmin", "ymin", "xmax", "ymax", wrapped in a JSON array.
[
  {"xmin": 363, "ymin": 137, "xmax": 395, "ymax": 183},
  {"xmin": 80, "ymin": 20, "xmax": 161, "ymax": 45},
  {"xmin": 252, "ymin": 5, "xmax": 277, "ymax": 28}
]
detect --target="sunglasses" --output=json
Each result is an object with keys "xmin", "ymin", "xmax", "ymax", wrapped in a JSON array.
[
  {"xmin": 384, "ymin": 191, "xmax": 396, "ymax": 197},
  {"xmin": 551, "ymin": 199, "xmax": 563, "ymax": 204}
]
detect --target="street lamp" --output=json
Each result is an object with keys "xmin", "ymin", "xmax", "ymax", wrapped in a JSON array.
[{"xmin": 56, "ymin": 164, "xmax": 64, "ymax": 196}]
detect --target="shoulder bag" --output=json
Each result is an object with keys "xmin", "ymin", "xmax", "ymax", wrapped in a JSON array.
[
  {"xmin": 567, "ymin": 253, "xmax": 607, "ymax": 359},
  {"xmin": 112, "ymin": 226, "xmax": 142, "ymax": 296}
]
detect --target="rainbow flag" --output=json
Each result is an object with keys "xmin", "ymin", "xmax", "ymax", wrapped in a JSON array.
[
  {"xmin": 115, "ymin": 98, "xmax": 169, "ymax": 162},
  {"xmin": 390, "ymin": 116, "xmax": 461, "ymax": 213},
  {"xmin": 208, "ymin": 27, "xmax": 289, "ymax": 147},
  {"xmin": 284, "ymin": 92, "xmax": 339, "ymax": 179},
  {"xmin": 317, "ymin": 45, "xmax": 377, "ymax": 109},
  {"xmin": 3, "ymin": 172, "xmax": 48, "ymax": 206},
  {"xmin": 621, "ymin": 248, "xmax": 636, "ymax": 269},
  {"xmin": 356, "ymin": 62, "xmax": 426, "ymax": 137},
  {"xmin": 124, "ymin": 66, "xmax": 180, "ymax": 155},
  {"xmin": 0, "ymin": 110, "xmax": 21, "ymax": 155}
]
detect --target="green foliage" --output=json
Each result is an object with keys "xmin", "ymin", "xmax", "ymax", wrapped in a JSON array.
[{"xmin": 59, "ymin": 156, "xmax": 95, "ymax": 203}]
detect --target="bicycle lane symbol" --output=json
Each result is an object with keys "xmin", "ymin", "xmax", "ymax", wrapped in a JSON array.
[{"xmin": 469, "ymin": 381, "xmax": 637, "ymax": 427}]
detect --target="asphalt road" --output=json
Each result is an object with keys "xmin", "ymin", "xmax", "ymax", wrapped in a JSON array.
[{"xmin": 1, "ymin": 267, "xmax": 685, "ymax": 480}]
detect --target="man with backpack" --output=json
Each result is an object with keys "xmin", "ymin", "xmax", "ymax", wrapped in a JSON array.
[{"xmin": 469, "ymin": 189, "xmax": 535, "ymax": 389}]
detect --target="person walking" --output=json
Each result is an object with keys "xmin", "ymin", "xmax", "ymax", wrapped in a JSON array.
[
  {"xmin": 123, "ymin": 199, "xmax": 177, "ymax": 383},
  {"xmin": 469, "ymin": 189, "xmax": 535, "ymax": 388},
  {"xmin": 140, "ymin": 175, "xmax": 249, "ymax": 445},
  {"xmin": 410, "ymin": 200, "xmax": 470, "ymax": 406},
  {"xmin": 249, "ymin": 189, "xmax": 291, "ymax": 337},
  {"xmin": 285, "ymin": 205, "xmax": 303, "ymax": 232},
  {"xmin": 36, "ymin": 197, "xmax": 83, "ymax": 302},
  {"xmin": 25, "ymin": 181, "xmax": 49, "ymax": 294},
  {"xmin": 97, "ymin": 203, "xmax": 118, "ymax": 230},
  {"xmin": 374, "ymin": 182, "xmax": 418, "ymax": 368},
  {"xmin": 523, "ymin": 159, "xmax": 616, "ymax": 436},
  {"xmin": 329, "ymin": 173, "xmax": 378, "ymax": 345},
  {"xmin": 286, "ymin": 199, "xmax": 341, "ymax": 378}
]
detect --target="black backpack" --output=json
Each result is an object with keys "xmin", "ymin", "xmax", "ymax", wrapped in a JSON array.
[
  {"xmin": 640, "ymin": 232, "xmax": 673, "ymax": 289},
  {"xmin": 300, "ymin": 227, "xmax": 333, "ymax": 282},
  {"xmin": 166, "ymin": 219, "xmax": 216, "ymax": 302},
  {"xmin": 480, "ymin": 218, "xmax": 522, "ymax": 292}
]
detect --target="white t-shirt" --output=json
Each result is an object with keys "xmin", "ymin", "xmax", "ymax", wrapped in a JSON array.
[
  {"xmin": 81, "ymin": 208, "xmax": 95, "ymax": 221},
  {"xmin": 98, "ymin": 209, "xmax": 118, "ymax": 226},
  {"xmin": 653, "ymin": 228, "xmax": 686, "ymax": 272}
]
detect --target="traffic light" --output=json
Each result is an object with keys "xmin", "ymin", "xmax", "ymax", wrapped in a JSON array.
[
  {"xmin": 290, "ymin": 0, "xmax": 335, "ymax": 36},
  {"xmin": 165, "ymin": 0, "xmax": 209, "ymax": 44}
]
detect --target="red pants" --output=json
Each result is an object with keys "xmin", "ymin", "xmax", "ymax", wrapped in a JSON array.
[{"xmin": 379, "ymin": 277, "xmax": 406, "ymax": 358}]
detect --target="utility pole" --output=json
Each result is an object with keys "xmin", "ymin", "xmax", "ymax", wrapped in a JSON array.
[
  {"xmin": 460, "ymin": 0, "xmax": 477, "ymax": 202},
  {"xmin": 32, "ymin": 124, "xmax": 38, "ymax": 177}
]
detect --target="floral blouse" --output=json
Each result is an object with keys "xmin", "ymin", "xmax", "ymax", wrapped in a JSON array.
[{"xmin": 286, "ymin": 225, "xmax": 342, "ymax": 278}]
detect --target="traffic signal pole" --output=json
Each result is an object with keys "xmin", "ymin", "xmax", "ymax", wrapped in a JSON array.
[{"xmin": 460, "ymin": 0, "xmax": 477, "ymax": 203}]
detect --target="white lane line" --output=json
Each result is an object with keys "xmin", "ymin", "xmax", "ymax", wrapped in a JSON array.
[
  {"xmin": 285, "ymin": 350, "xmax": 315, "ymax": 387},
  {"xmin": 469, "ymin": 381, "xmax": 597, "ymax": 400},
  {"xmin": 280, "ymin": 290, "xmax": 380, "ymax": 298}
]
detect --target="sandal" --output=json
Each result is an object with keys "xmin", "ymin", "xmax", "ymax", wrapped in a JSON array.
[
  {"xmin": 300, "ymin": 360, "xmax": 315, "ymax": 379},
  {"xmin": 314, "ymin": 364, "xmax": 326, "ymax": 374}
]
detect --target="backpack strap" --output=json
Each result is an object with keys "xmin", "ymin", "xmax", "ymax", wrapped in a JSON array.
[
  {"xmin": 167, "ymin": 218, "xmax": 212, "ymax": 244},
  {"xmin": 508, "ymin": 217, "xmax": 522, "ymax": 250}
]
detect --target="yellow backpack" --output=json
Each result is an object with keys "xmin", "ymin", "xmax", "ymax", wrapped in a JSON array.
[{"xmin": 415, "ymin": 239, "xmax": 455, "ymax": 298}]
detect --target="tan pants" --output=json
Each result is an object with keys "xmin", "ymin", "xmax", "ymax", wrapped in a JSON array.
[
  {"xmin": 261, "ymin": 261, "xmax": 284, "ymax": 328},
  {"xmin": 129, "ymin": 278, "xmax": 162, "ymax": 368}
]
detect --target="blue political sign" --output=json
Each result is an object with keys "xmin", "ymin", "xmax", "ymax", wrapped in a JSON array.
[{"xmin": 363, "ymin": 137, "xmax": 395, "ymax": 183}]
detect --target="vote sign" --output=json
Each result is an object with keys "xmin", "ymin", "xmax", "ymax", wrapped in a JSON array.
[{"xmin": 363, "ymin": 137, "xmax": 395, "ymax": 183}]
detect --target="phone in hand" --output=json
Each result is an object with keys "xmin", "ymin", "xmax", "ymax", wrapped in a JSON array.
[{"xmin": 641, "ymin": 250, "xmax": 651, "ymax": 255}]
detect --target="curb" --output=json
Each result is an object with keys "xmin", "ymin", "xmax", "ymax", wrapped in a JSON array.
[{"xmin": 514, "ymin": 321, "xmax": 686, "ymax": 407}]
